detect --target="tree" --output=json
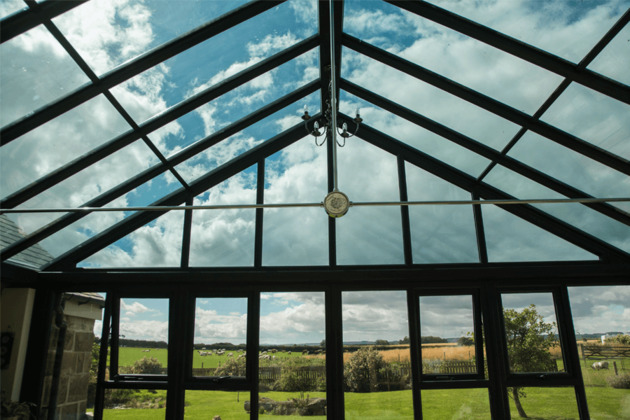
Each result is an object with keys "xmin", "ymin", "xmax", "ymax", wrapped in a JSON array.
[
  {"xmin": 374, "ymin": 339, "xmax": 389, "ymax": 346},
  {"xmin": 503, "ymin": 304, "xmax": 557, "ymax": 418},
  {"xmin": 457, "ymin": 336, "xmax": 474, "ymax": 346},
  {"xmin": 398, "ymin": 336, "xmax": 410, "ymax": 344}
]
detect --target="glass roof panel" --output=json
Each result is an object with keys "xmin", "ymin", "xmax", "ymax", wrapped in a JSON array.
[
  {"xmin": 52, "ymin": 0, "xmax": 249, "ymax": 76},
  {"xmin": 108, "ymin": 3, "xmax": 316, "ymax": 126},
  {"xmin": 190, "ymin": 168, "xmax": 257, "ymax": 267},
  {"xmin": 263, "ymin": 207, "xmax": 328, "ymax": 266},
  {"xmin": 432, "ymin": 0, "xmax": 627, "ymax": 63},
  {"xmin": 340, "ymin": 91, "xmax": 492, "ymax": 177},
  {"xmin": 484, "ymin": 164, "xmax": 630, "ymax": 253},
  {"xmin": 342, "ymin": 49, "xmax": 521, "ymax": 151},
  {"xmin": 482, "ymin": 204, "xmax": 597, "ymax": 262},
  {"xmin": 541, "ymin": 84, "xmax": 630, "ymax": 159},
  {"xmin": 337, "ymin": 206, "xmax": 404, "ymax": 265},
  {"xmin": 1, "ymin": 0, "xmax": 25, "ymax": 19},
  {"xmin": 0, "ymin": 25, "xmax": 91, "ymax": 127},
  {"xmin": 507, "ymin": 132, "xmax": 630, "ymax": 201},
  {"xmin": 0, "ymin": 94, "xmax": 133, "ymax": 197},
  {"xmin": 405, "ymin": 163, "xmax": 479, "ymax": 264},
  {"xmin": 81, "ymin": 209, "xmax": 184, "ymax": 268},
  {"xmin": 345, "ymin": 0, "xmax": 564, "ymax": 115},
  {"xmin": 8, "ymin": 140, "xmax": 160, "ymax": 235},
  {"xmin": 587, "ymin": 24, "xmax": 630, "ymax": 85}
]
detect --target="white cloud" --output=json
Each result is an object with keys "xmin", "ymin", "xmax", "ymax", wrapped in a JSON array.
[{"xmin": 194, "ymin": 308, "xmax": 247, "ymax": 344}]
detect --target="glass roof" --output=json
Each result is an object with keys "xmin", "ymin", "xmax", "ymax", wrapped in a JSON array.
[{"xmin": 1, "ymin": 0, "xmax": 629, "ymax": 270}]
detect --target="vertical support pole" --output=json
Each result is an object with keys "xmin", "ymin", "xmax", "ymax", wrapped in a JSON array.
[
  {"xmin": 247, "ymin": 292, "xmax": 261, "ymax": 420},
  {"xmin": 326, "ymin": 287, "xmax": 344, "ymax": 419},
  {"xmin": 327, "ymin": 131, "xmax": 337, "ymax": 267},
  {"xmin": 407, "ymin": 290, "xmax": 422, "ymax": 419},
  {"xmin": 255, "ymin": 160, "xmax": 265, "ymax": 268},
  {"xmin": 110, "ymin": 296, "xmax": 120, "ymax": 378},
  {"xmin": 398, "ymin": 157, "xmax": 412, "ymax": 265},
  {"xmin": 181, "ymin": 196, "xmax": 193, "ymax": 268},
  {"xmin": 555, "ymin": 287, "xmax": 590, "ymax": 419},
  {"xmin": 94, "ymin": 294, "xmax": 112, "ymax": 420},
  {"xmin": 472, "ymin": 193, "xmax": 488, "ymax": 264},
  {"xmin": 20, "ymin": 288, "xmax": 56, "ymax": 416},
  {"xmin": 473, "ymin": 291, "xmax": 486, "ymax": 378},
  {"xmin": 166, "ymin": 290, "xmax": 187, "ymax": 420},
  {"xmin": 480, "ymin": 286, "xmax": 510, "ymax": 419}
]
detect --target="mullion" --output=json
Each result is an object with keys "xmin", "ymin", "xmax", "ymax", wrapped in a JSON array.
[
  {"xmin": 0, "ymin": 0, "xmax": 287, "ymax": 144},
  {"xmin": 407, "ymin": 290, "xmax": 422, "ymax": 419},
  {"xmin": 342, "ymin": 35, "xmax": 630, "ymax": 176},
  {"xmin": 0, "ymin": 81, "xmax": 319, "ymax": 261},
  {"xmin": 398, "ymin": 157, "xmax": 413, "ymax": 265},
  {"xmin": 247, "ymin": 293, "xmax": 261, "ymax": 420},
  {"xmin": 386, "ymin": 1, "xmax": 630, "ymax": 105},
  {"xmin": 254, "ymin": 161, "xmax": 265, "ymax": 268},
  {"xmin": 340, "ymin": 79, "xmax": 630, "ymax": 227},
  {"xmin": 93, "ymin": 293, "xmax": 112, "ymax": 420}
]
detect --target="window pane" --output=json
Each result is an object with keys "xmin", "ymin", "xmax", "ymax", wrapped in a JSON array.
[
  {"xmin": 501, "ymin": 293, "xmax": 564, "ymax": 373},
  {"xmin": 193, "ymin": 298, "xmax": 247, "ymax": 378},
  {"xmin": 118, "ymin": 298, "xmax": 169, "ymax": 375},
  {"xmin": 569, "ymin": 286, "xmax": 630, "ymax": 419},
  {"xmin": 420, "ymin": 295, "xmax": 478, "ymax": 375},
  {"xmin": 421, "ymin": 389, "xmax": 491, "ymax": 419},
  {"xmin": 184, "ymin": 391, "xmax": 250, "ymax": 420},
  {"xmin": 259, "ymin": 292, "xmax": 326, "ymax": 417},
  {"xmin": 343, "ymin": 291, "xmax": 413, "ymax": 419},
  {"xmin": 507, "ymin": 387, "xmax": 579, "ymax": 419},
  {"xmin": 102, "ymin": 389, "xmax": 166, "ymax": 418}
]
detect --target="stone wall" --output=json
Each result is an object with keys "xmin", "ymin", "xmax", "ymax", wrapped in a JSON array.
[{"xmin": 40, "ymin": 295, "xmax": 103, "ymax": 420}]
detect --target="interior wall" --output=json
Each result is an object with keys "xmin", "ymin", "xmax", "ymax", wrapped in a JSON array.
[{"xmin": 1, "ymin": 288, "xmax": 35, "ymax": 400}]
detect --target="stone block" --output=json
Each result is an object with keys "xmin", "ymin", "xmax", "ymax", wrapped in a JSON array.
[
  {"xmin": 66, "ymin": 316, "xmax": 92, "ymax": 332},
  {"xmin": 64, "ymin": 331, "xmax": 75, "ymax": 351},
  {"xmin": 58, "ymin": 402, "xmax": 78, "ymax": 420},
  {"xmin": 75, "ymin": 332, "xmax": 95, "ymax": 352},
  {"xmin": 67, "ymin": 373, "xmax": 90, "ymax": 403},
  {"xmin": 61, "ymin": 352, "xmax": 77, "ymax": 373}
]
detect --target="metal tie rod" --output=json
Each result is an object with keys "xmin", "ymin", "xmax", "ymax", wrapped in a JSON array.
[{"xmin": 1, "ymin": 197, "xmax": 629, "ymax": 213}]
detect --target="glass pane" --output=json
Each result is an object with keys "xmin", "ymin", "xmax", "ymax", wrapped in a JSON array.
[
  {"xmin": 0, "ymin": 26, "xmax": 90, "ymax": 126},
  {"xmin": 420, "ymin": 295, "xmax": 478, "ymax": 375},
  {"xmin": 501, "ymin": 293, "xmax": 564, "ymax": 374},
  {"xmin": 406, "ymin": 164, "xmax": 479, "ymax": 264},
  {"xmin": 343, "ymin": 291, "xmax": 413, "ymax": 420},
  {"xmin": 569, "ymin": 286, "xmax": 630, "ymax": 420},
  {"xmin": 102, "ymin": 389, "xmax": 166, "ymax": 418},
  {"xmin": 83, "ymin": 210, "xmax": 184, "ymax": 268},
  {"xmin": 482, "ymin": 205, "xmax": 597, "ymax": 262},
  {"xmin": 259, "ymin": 292, "xmax": 326, "ymax": 416},
  {"xmin": 185, "ymin": 391, "xmax": 250, "ymax": 420},
  {"xmin": 118, "ymin": 298, "xmax": 168, "ymax": 375},
  {"xmin": 507, "ymin": 387, "xmax": 579, "ymax": 419},
  {"xmin": 588, "ymin": 24, "xmax": 630, "ymax": 85},
  {"xmin": 193, "ymin": 298, "xmax": 247, "ymax": 378},
  {"xmin": 421, "ymin": 389, "xmax": 491, "ymax": 419}
]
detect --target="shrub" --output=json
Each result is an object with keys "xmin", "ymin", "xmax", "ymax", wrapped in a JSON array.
[
  {"xmin": 273, "ymin": 358, "xmax": 325, "ymax": 393},
  {"xmin": 214, "ymin": 356, "xmax": 246, "ymax": 376},
  {"xmin": 607, "ymin": 334, "xmax": 630, "ymax": 345},
  {"xmin": 344, "ymin": 347, "xmax": 387, "ymax": 392},
  {"xmin": 132, "ymin": 357, "xmax": 163, "ymax": 374},
  {"xmin": 104, "ymin": 389, "xmax": 136, "ymax": 408},
  {"xmin": 606, "ymin": 374, "xmax": 630, "ymax": 389}
]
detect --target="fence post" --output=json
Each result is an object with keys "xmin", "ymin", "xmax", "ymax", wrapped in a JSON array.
[{"xmin": 613, "ymin": 361, "xmax": 618, "ymax": 376}]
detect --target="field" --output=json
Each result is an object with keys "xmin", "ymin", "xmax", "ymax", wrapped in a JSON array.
[{"xmin": 101, "ymin": 346, "xmax": 630, "ymax": 419}]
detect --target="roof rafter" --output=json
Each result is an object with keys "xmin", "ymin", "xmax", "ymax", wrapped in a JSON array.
[
  {"xmin": 41, "ymin": 119, "xmax": 312, "ymax": 270},
  {"xmin": 343, "ymin": 34, "xmax": 630, "ymax": 176},
  {"xmin": 0, "ymin": 0, "xmax": 88, "ymax": 44},
  {"xmin": 1, "ymin": 35, "xmax": 319, "ymax": 209},
  {"xmin": 386, "ymin": 0, "xmax": 630, "ymax": 105},
  {"xmin": 0, "ymin": 0, "xmax": 286, "ymax": 145},
  {"xmin": 352, "ymin": 118, "xmax": 630, "ymax": 263},
  {"xmin": 340, "ymin": 79, "xmax": 630, "ymax": 227}
]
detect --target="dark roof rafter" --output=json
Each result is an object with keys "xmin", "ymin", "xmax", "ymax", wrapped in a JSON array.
[
  {"xmin": 386, "ymin": 0, "xmax": 630, "ymax": 105},
  {"xmin": 343, "ymin": 34, "xmax": 630, "ymax": 176},
  {"xmin": 41, "ymin": 118, "xmax": 313, "ymax": 270},
  {"xmin": 352, "ymin": 119, "xmax": 630, "ymax": 263},
  {"xmin": 0, "ymin": 0, "xmax": 286, "ymax": 145},
  {"xmin": 0, "ymin": 0, "xmax": 88, "ymax": 44},
  {"xmin": 1, "ymin": 35, "xmax": 319, "ymax": 209}
]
